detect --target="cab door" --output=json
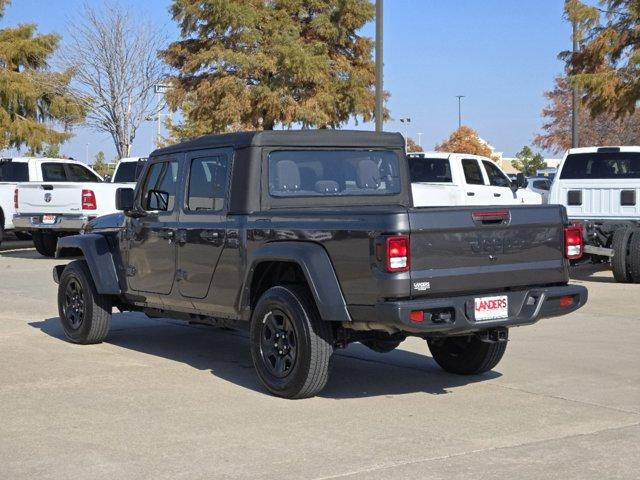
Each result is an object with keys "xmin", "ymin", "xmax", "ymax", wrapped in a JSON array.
[
  {"xmin": 481, "ymin": 160, "xmax": 515, "ymax": 205},
  {"xmin": 126, "ymin": 157, "xmax": 180, "ymax": 295},
  {"xmin": 460, "ymin": 158, "xmax": 492, "ymax": 205},
  {"xmin": 176, "ymin": 149, "xmax": 231, "ymax": 299}
]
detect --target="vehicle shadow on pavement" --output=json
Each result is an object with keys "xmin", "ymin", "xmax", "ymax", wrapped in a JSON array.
[
  {"xmin": 30, "ymin": 314, "xmax": 501, "ymax": 399},
  {"xmin": 570, "ymin": 264, "xmax": 617, "ymax": 284},
  {"xmin": 0, "ymin": 249, "xmax": 39, "ymax": 259}
]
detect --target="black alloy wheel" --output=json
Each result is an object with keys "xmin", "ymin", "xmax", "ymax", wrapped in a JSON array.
[{"xmin": 259, "ymin": 309, "xmax": 298, "ymax": 378}]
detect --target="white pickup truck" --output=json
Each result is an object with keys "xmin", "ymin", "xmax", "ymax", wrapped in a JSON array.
[
  {"xmin": 110, "ymin": 157, "xmax": 147, "ymax": 184},
  {"xmin": 548, "ymin": 146, "xmax": 640, "ymax": 282},
  {"xmin": 0, "ymin": 158, "xmax": 32, "ymax": 246},
  {"xmin": 408, "ymin": 152, "xmax": 542, "ymax": 207},
  {"xmin": 12, "ymin": 158, "xmax": 131, "ymax": 257}
]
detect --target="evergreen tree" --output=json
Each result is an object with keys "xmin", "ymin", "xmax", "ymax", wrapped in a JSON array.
[
  {"xmin": 511, "ymin": 146, "xmax": 546, "ymax": 176},
  {"xmin": 0, "ymin": 1, "xmax": 84, "ymax": 153},
  {"xmin": 162, "ymin": 0, "xmax": 379, "ymax": 138}
]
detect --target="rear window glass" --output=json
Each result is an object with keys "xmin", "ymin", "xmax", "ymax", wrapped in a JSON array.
[
  {"xmin": 408, "ymin": 157, "xmax": 452, "ymax": 183},
  {"xmin": 268, "ymin": 150, "xmax": 401, "ymax": 197},
  {"xmin": 0, "ymin": 161, "xmax": 28, "ymax": 182},
  {"xmin": 114, "ymin": 160, "xmax": 146, "ymax": 183},
  {"xmin": 560, "ymin": 152, "xmax": 640, "ymax": 179}
]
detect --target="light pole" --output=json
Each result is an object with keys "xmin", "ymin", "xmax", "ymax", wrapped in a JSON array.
[
  {"xmin": 456, "ymin": 95, "xmax": 465, "ymax": 129},
  {"xmin": 375, "ymin": 0, "xmax": 384, "ymax": 132},
  {"xmin": 416, "ymin": 132, "xmax": 423, "ymax": 148},
  {"xmin": 400, "ymin": 118, "xmax": 411, "ymax": 151}
]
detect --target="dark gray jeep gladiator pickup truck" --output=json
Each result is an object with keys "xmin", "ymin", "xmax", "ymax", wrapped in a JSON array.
[{"xmin": 53, "ymin": 130, "xmax": 588, "ymax": 398}]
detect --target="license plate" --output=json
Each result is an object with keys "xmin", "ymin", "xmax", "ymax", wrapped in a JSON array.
[
  {"xmin": 474, "ymin": 295, "xmax": 508, "ymax": 321},
  {"xmin": 42, "ymin": 214, "xmax": 56, "ymax": 225}
]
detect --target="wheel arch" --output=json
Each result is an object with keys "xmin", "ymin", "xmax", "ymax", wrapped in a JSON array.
[
  {"xmin": 55, "ymin": 234, "xmax": 122, "ymax": 295},
  {"xmin": 241, "ymin": 241, "xmax": 351, "ymax": 322}
]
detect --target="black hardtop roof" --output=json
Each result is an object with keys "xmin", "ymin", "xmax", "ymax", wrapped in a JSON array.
[{"xmin": 152, "ymin": 130, "xmax": 405, "ymax": 157}]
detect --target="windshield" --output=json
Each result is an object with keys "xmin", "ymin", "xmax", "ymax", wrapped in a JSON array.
[
  {"xmin": 114, "ymin": 160, "xmax": 145, "ymax": 183},
  {"xmin": 560, "ymin": 152, "xmax": 640, "ymax": 179},
  {"xmin": 0, "ymin": 161, "xmax": 28, "ymax": 182},
  {"xmin": 268, "ymin": 150, "xmax": 401, "ymax": 197}
]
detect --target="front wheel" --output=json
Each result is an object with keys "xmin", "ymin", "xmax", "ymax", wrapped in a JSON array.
[
  {"xmin": 58, "ymin": 260, "xmax": 112, "ymax": 344},
  {"xmin": 427, "ymin": 333, "xmax": 507, "ymax": 375},
  {"xmin": 33, "ymin": 231, "xmax": 58, "ymax": 257},
  {"xmin": 250, "ymin": 285, "xmax": 334, "ymax": 399}
]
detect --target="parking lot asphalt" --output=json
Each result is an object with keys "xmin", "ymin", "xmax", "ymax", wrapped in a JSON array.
[{"xmin": 0, "ymin": 248, "xmax": 638, "ymax": 479}]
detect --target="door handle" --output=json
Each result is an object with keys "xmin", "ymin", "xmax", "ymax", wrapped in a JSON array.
[
  {"xmin": 158, "ymin": 229, "xmax": 174, "ymax": 240},
  {"xmin": 494, "ymin": 193, "xmax": 501, "ymax": 197},
  {"xmin": 467, "ymin": 192, "xmax": 475, "ymax": 196}
]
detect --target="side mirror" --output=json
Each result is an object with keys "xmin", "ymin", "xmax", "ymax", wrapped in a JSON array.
[
  {"xmin": 116, "ymin": 187, "xmax": 135, "ymax": 212},
  {"xmin": 511, "ymin": 173, "xmax": 527, "ymax": 193}
]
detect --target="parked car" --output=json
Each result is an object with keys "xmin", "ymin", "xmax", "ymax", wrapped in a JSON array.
[
  {"xmin": 408, "ymin": 152, "xmax": 542, "ymax": 206},
  {"xmin": 549, "ymin": 145, "xmax": 640, "ymax": 282},
  {"xmin": 1, "ymin": 157, "xmax": 98, "ymax": 248},
  {"xmin": 12, "ymin": 158, "xmax": 127, "ymax": 257},
  {"xmin": 52, "ymin": 130, "xmax": 587, "ymax": 399},
  {"xmin": 526, "ymin": 176, "xmax": 552, "ymax": 203}
]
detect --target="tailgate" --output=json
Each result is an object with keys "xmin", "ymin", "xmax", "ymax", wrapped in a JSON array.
[
  {"xmin": 17, "ymin": 183, "xmax": 82, "ymax": 214},
  {"xmin": 558, "ymin": 179, "xmax": 640, "ymax": 219},
  {"xmin": 408, "ymin": 205, "xmax": 568, "ymax": 297}
]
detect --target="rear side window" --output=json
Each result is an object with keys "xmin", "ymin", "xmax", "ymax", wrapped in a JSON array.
[
  {"xmin": 114, "ymin": 161, "xmax": 146, "ymax": 183},
  {"xmin": 408, "ymin": 157, "xmax": 452, "ymax": 183},
  {"xmin": 533, "ymin": 179, "xmax": 550, "ymax": 191},
  {"xmin": 560, "ymin": 152, "xmax": 640, "ymax": 179},
  {"xmin": 0, "ymin": 161, "xmax": 28, "ymax": 182},
  {"xmin": 268, "ymin": 150, "xmax": 401, "ymax": 197},
  {"xmin": 66, "ymin": 164, "xmax": 101, "ymax": 182},
  {"xmin": 462, "ymin": 159, "xmax": 485, "ymax": 185},
  {"xmin": 187, "ymin": 157, "xmax": 229, "ymax": 211},
  {"xmin": 41, "ymin": 163, "xmax": 68, "ymax": 181},
  {"xmin": 141, "ymin": 161, "xmax": 179, "ymax": 211},
  {"xmin": 482, "ymin": 160, "xmax": 511, "ymax": 187}
]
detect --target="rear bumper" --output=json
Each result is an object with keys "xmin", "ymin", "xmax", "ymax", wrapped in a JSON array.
[
  {"xmin": 350, "ymin": 284, "xmax": 588, "ymax": 335},
  {"xmin": 13, "ymin": 213, "xmax": 89, "ymax": 232}
]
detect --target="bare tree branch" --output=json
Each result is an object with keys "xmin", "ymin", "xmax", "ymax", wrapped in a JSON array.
[{"xmin": 61, "ymin": 3, "xmax": 167, "ymax": 158}]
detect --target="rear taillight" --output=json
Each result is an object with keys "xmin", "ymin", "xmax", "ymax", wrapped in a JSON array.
[
  {"xmin": 82, "ymin": 189, "xmax": 97, "ymax": 210},
  {"xmin": 13, "ymin": 188, "xmax": 18, "ymax": 209},
  {"xmin": 386, "ymin": 235, "xmax": 410, "ymax": 272},
  {"xmin": 564, "ymin": 226, "xmax": 583, "ymax": 260}
]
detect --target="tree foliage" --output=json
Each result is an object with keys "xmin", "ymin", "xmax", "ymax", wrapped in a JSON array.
[
  {"xmin": 406, "ymin": 137, "xmax": 422, "ymax": 153},
  {"xmin": 92, "ymin": 151, "xmax": 111, "ymax": 177},
  {"xmin": 563, "ymin": 0, "xmax": 640, "ymax": 118},
  {"xmin": 63, "ymin": 4, "xmax": 166, "ymax": 158},
  {"xmin": 435, "ymin": 126, "xmax": 495, "ymax": 158},
  {"xmin": 0, "ymin": 1, "xmax": 84, "ymax": 153},
  {"xmin": 511, "ymin": 146, "xmax": 546, "ymax": 176},
  {"xmin": 162, "ymin": 0, "xmax": 380, "ymax": 138},
  {"xmin": 534, "ymin": 76, "xmax": 640, "ymax": 153}
]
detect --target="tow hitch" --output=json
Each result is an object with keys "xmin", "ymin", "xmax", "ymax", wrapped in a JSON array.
[{"xmin": 477, "ymin": 328, "xmax": 508, "ymax": 343}]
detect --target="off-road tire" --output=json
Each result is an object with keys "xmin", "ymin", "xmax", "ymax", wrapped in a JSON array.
[
  {"xmin": 250, "ymin": 285, "xmax": 334, "ymax": 399},
  {"xmin": 627, "ymin": 231, "xmax": 640, "ymax": 283},
  {"xmin": 33, "ymin": 232, "xmax": 58, "ymax": 257},
  {"xmin": 58, "ymin": 260, "xmax": 112, "ymax": 344},
  {"xmin": 427, "ymin": 333, "xmax": 508, "ymax": 375},
  {"xmin": 611, "ymin": 228, "xmax": 633, "ymax": 283},
  {"xmin": 362, "ymin": 338, "xmax": 403, "ymax": 353}
]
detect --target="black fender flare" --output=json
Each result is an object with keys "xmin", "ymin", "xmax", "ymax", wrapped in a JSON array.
[
  {"xmin": 241, "ymin": 241, "xmax": 351, "ymax": 322},
  {"xmin": 54, "ymin": 234, "xmax": 122, "ymax": 295}
]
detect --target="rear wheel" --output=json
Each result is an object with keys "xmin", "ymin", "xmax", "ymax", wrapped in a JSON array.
[
  {"xmin": 58, "ymin": 260, "xmax": 112, "ymax": 344},
  {"xmin": 427, "ymin": 333, "xmax": 507, "ymax": 375},
  {"xmin": 33, "ymin": 232, "xmax": 58, "ymax": 257},
  {"xmin": 627, "ymin": 231, "xmax": 640, "ymax": 283},
  {"xmin": 611, "ymin": 228, "xmax": 633, "ymax": 283},
  {"xmin": 250, "ymin": 285, "xmax": 334, "ymax": 399}
]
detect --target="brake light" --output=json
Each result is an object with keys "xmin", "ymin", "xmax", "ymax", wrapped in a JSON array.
[
  {"xmin": 564, "ymin": 226, "xmax": 583, "ymax": 260},
  {"xmin": 13, "ymin": 188, "xmax": 18, "ymax": 209},
  {"xmin": 386, "ymin": 235, "xmax": 410, "ymax": 272},
  {"xmin": 82, "ymin": 189, "xmax": 97, "ymax": 210}
]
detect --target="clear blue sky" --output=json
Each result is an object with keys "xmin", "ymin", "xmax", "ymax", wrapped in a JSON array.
[{"xmin": 2, "ymin": 0, "xmax": 572, "ymax": 162}]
